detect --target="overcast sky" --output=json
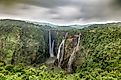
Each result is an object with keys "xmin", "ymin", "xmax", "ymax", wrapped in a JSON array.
[{"xmin": 0, "ymin": 0, "xmax": 121, "ymax": 25}]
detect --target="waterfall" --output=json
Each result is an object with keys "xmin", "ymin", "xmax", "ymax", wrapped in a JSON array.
[{"xmin": 49, "ymin": 30, "xmax": 55, "ymax": 57}]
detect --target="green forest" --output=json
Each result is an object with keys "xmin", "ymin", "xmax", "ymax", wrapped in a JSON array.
[{"xmin": 0, "ymin": 19, "xmax": 121, "ymax": 80}]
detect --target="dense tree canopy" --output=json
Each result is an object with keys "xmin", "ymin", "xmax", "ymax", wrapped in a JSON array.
[{"xmin": 0, "ymin": 19, "xmax": 121, "ymax": 79}]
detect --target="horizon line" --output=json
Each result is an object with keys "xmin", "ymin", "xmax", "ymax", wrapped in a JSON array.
[{"xmin": 0, "ymin": 17, "xmax": 121, "ymax": 26}]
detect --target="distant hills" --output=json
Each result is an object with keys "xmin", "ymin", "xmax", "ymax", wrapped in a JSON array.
[
  {"xmin": 0, "ymin": 19, "xmax": 121, "ymax": 31},
  {"xmin": 32, "ymin": 21, "xmax": 90, "ymax": 30},
  {"xmin": 1, "ymin": 19, "xmax": 89, "ymax": 30}
]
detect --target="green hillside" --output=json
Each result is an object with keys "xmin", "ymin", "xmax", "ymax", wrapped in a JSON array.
[
  {"xmin": 77, "ymin": 23, "xmax": 121, "ymax": 79},
  {"xmin": 0, "ymin": 19, "xmax": 46, "ymax": 65},
  {"xmin": 0, "ymin": 19, "xmax": 121, "ymax": 80}
]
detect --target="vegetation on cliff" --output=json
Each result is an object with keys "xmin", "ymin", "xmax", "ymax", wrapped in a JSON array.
[
  {"xmin": 0, "ymin": 19, "xmax": 121, "ymax": 79},
  {"xmin": 0, "ymin": 19, "xmax": 46, "ymax": 65}
]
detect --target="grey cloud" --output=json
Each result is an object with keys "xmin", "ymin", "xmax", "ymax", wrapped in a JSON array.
[
  {"xmin": 0, "ymin": 0, "xmax": 121, "ymax": 24},
  {"xmin": 71, "ymin": 0, "xmax": 121, "ymax": 22},
  {"xmin": 48, "ymin": 6, "xmax": 81, "ymax": 21},
  {"xmin": 0, "ymin": 0, "xmax": 68, "ymax": 8}
]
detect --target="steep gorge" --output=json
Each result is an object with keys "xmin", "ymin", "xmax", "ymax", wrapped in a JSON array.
[{"xmin": 0, "ymin": 19, "xmax": 79, "ymax": 68}]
